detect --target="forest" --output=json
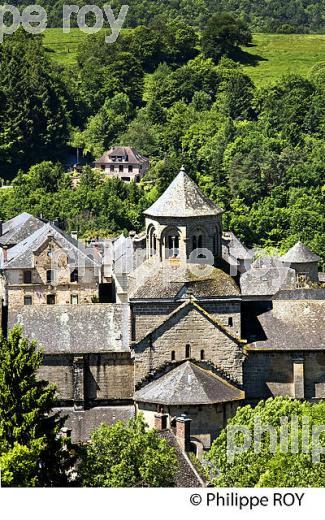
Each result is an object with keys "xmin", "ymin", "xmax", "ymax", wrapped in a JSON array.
[
  {"xmin": 12, "ymin": 0, "xmax": 325, "ymax": 33},
  {"xmin": 0, "ymin": 12, "xmax": 324, "ymax": 266}
]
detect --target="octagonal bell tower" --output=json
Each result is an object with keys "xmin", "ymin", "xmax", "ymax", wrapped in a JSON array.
[{"xmin": 143, "ymin": 167, "xmax": 224, "ymax": 265}]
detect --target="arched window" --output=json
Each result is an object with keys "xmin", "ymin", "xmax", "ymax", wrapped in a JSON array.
[
  {"xmin": 171, "ymin": 350, "xmax": 176, "ymax": 361},
  {"xmin": 198, "ymin": 235, "xmax": 203, "ymax": 249},
  {"xmin": 147, "ymin": 225, "xmax": 157, "ymax": 257},
  {"xmin": 200, "ymin": 349, "xmax": 205, "ymax": 360},
  {"xmin": 164, "ymin": 228, "xmax": 180, "ymax": 259},
  {"xmin": 185, "ymin": 344, "xmax": 191, "ymax": 358},
  {"xmin": 228, "ymin": 317, "xmax": 233, "ymax": 327},
  {"xmin": 192, "ymin": 236, "xmax": 197, "ymax": 252}
]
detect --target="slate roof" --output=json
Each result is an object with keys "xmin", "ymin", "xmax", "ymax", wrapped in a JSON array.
[
  {"xmin": 3, "ymin": 222, "xmax": 101, "ymax": 269},
  {"xmin": 129, "ymin": 261, "xmax": 240, "ymax": 299},
  {"xmin": 144, "ymin": 167, "xmax": 223, "ymax": 218},
  {"xmin": 281, "ymin": 241, "xmax": 320, "ymax": 263},
  {"xmin": 222, "ymin": 232, "xmax": 253, "ymax": 262},
  {"xmin": 243, "ymin": 300, "xmax": 325, "ymax": 351},
  {"xmin": 8, "ymin": 304, "xmax": 130, "ymax": 353},
  {"xmin": 240, "ymin": 262, "xmax": 296, "ymax": 296},
  {"xmin": 0, "ymin": 213, "xmax": 44, "ymax": 247},
  {"xmin": 95, "ymin": 146, "xmax": 149, "ymax": 165},
  {"xmin": 134, "ymin": 361, "xmax": 244, "ymax": 405}
]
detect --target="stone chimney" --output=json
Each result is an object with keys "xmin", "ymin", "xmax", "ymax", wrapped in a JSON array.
[
  {"xmin": 71, "ymin": 231, "xmax": 78, "ymax": 241},
  {"xmin": 154, "ymin": 412, "xmax": 169, "ymax": 431},
  {"xmin": 2, "ymin": 246, "xmax": 8, "ymax": 264},
  {"xmin": 176, "ymin": 413, "xmax": 192, "ymax": 452}
]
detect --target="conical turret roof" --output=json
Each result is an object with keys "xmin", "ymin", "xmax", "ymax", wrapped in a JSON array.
[
  {"xmin": 144, "ymin": 167, "xmax": 223, "ymax": 218},
  {"xmin": 281, "ymin": 241, "xmax": 320, "ymax": 264}
]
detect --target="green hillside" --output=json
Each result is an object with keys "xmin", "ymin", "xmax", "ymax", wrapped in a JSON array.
[{"xmin": 43, "ymin": 30, "xmax": 325, "ymax": 85}]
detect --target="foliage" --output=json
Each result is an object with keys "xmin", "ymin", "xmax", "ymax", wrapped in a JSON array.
[
  {"xmin": 0, "ymin": 326, "xmax": 71, "ymax": 486},
  {"xmin": 206, "ymin": 397, "xmax": 325, "ymax": 487},
  {"xmin": 78, "ymin": 415, "xmax": 177, "ymax": 487},
  {"xmin": 201, "ymin": 13, "xmax": 252, "ymax": 62},
  {"xmin": 0, "ymin": 29, "xmax": 70, "ymax": 178}
]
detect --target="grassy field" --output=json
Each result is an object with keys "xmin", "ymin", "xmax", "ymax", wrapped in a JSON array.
[{"xmin": 43, "ymin": 30, "xmax": 325, "ymax": 85}]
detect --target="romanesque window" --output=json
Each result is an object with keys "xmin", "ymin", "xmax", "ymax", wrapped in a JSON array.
[
  {"xmin": 171, "ymin": 350, "xmax": 176, "ymax": 361},
  {"xmin": 185, "ymin": 344, "xmax": 191, "ymax": 358},
  {"xmin": 23, "ymin": 270, "xmax": 32, "ymax": 284},
  {"xmin": 166, "ymin": 234, "xmax": 179, "ymax": 258},
  {"xmin": 200, "ymin": 349, "xmax": 205, "ymax": 360},
  {"xmin": 148, "ymin": 225, "xmax": 157, "ymax": 257},
  {"xmin": 228, "ymin": 317, "xmax": 233, "ymax": 327},
  {"xmin": 24, "ymin": 295, "xmax": 32, "ymax": 305}
]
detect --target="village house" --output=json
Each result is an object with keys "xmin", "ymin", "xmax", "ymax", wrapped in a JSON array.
[{"xmin": 1, "ymin": 167, "xmax": 324, "ymax": 457}]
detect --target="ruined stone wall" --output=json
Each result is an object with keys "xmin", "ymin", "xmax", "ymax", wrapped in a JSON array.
[{"xmin": 134, "ymin": 305, "xmax": 245, "ymax": 385}]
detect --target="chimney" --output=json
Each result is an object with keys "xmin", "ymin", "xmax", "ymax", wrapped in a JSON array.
[
  {"xmin": 2, "ymin": 246, "xmax": 8, "ymax": 264},
  {"xmin": 71, "ymin": 231, "xmax": 78, "ymax": 241},
  {"xmin": 0, "ymin": 220, "xmax": 3, "ymax": 237},
  {"xmin": 176, "ymin": 414, "xmax": 192, "ymax": 452},
  {"xmin": 154, "ymin": 413, "xmax": 169, "ymax": 431}
]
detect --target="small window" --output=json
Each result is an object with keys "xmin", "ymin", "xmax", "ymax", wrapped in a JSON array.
[
  {"xmin": 198, "ymin": 235, "xmax": 203, "ymax": 249},
  {"xmin": 171, "ymin": 350, "xmax": 176, "ymax": 361},
  {"xmin": 46, "ymin": 270, "xmax": 54, "ymax": 284},
  {"xmin": 192, "ymin": 236, "xmax": 197, "ymax": 251},
  {"xmin": 71, "ymin": 294, "xmax": 78, "ymax": 305},
  {"xmin": 119, "ymin": 165, "xmax": 123, "ymax": 172},
  {"xmin": 185, "ymin": 344, "xmax": 191, "ymax": 358},
  {"xmin": 110, "ymin": 165, "xmax": 114, "ymax": 172},
  {"xmin": 23, "ymin": 270, "xmax": 32, "ymax": 284},
  {"xmin": 121, "ymin": 177, "xmax": 131, "ymax": 182},
  {"xmin": 47, "ymin": 294, "xmax": 55, "ymax": 305},
  {"xmin": 70, "ymin": 269, "xmax": 78, "ymax": 283},
  {"xmin": 24, "ymin": 295, "xmax": 32, "ymax": 306},
  {"xmin": 228, "ymin": 317, "xmax": 233, "ymax": 327},
  {"xmin": 101, "ymin": 165, "xmax": 105, "ymax": 171},
  {"xmin": 200, "ymin": 349, "xmax": 205, "ymax": 360},
  {"xmin": 128, "ymin": 165, "xmax": 133, "ymax": 173}
]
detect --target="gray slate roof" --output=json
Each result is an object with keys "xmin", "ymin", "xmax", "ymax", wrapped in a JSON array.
[
  {"xmin": 0, "ymin": 213, "xmax": 44, "ymax": 247},
  {"xmin": 240, "ymin": 262, "xmax": 296, "ymax": 296},
  {"xmin": 8, "ymin": 304, "xmax": 130, "ymax": 353},
  {"xmin": 244, "ymin": 300, "xmax": 325, "ymax": 351},
  {"xmin": 144, "ymin": 167, "xmax": 223, "ymax": 218},
  {"xmin": 134, "ymin": 361, "xmax": 244, "ymax": 405},
  {"xmin": 281, "ymin": 241, "xmax": 320, "ymax": 263},
  {"xmin": 95, "ymin": 146, "xmax": 149, "ymax": 165},
  {"xmin": 129, "ymin": 261, "xmax": 240, "ymax": 299},
  {"xmin": 3, "ymin": 222, "xmax": 101, "ymax": 269}
]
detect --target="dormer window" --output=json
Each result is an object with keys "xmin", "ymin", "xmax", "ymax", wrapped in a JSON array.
[{"xmin": 70, "ymin": 269, "xmax": 79, "ymax": 283}]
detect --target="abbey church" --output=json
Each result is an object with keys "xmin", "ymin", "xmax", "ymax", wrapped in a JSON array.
[{"xmin": 0, "ymin": 168, "xmax": 324, "ymax": 451}]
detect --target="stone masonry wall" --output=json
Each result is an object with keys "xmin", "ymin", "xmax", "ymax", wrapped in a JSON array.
[{"xmin": 134, "ymin": 304, "xmax": 245, "ymax": 385}]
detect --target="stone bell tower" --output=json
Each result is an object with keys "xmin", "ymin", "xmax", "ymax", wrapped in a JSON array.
[{"xmin": 143, "ymin": 167, "xmax": 224, "ymax": 265}]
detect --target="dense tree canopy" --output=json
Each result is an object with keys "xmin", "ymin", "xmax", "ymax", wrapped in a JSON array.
[
  {"xmin": 78, "ymin": 415, "xmax": 177, "ymax": 487},
  {"xmin": 0, "ymin": 326, "xmax": 71, "ymax": 486},
  {"xmin": 205, "ymin": 397, "xmax": 325, "ymax": 487}
]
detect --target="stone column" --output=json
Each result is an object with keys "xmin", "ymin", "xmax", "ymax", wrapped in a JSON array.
[
  {"xmin": 293, "ymin": 357, "xmax": 304, "ymax": 399},
  {"xmin": 176, "ymin": 414, "xmax": 192, "ymax": 452}
]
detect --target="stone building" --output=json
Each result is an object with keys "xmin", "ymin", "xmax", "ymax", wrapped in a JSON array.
[
  {"xmin": 94, "ymin": 146, "xmax": 150, "ymax": 183},
  {"xmin": 1, "ymin": 167, "xmax": 324, "ymax": 456}
]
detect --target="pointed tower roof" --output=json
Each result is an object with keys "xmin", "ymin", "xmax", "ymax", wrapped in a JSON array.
[
  {"xmin": 144, "ymin": 167, "xmax": 223, "ymax": 218},
  {"xmin": 281, "ymin": 241, "xmax": 320, "ymax": 264},
  {"xmin": 134, "ymin": 361, "xmax": 244, "ymax": 405}
]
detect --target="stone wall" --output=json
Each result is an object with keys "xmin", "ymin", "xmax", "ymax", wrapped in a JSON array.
[
  {"xmin": 244, "ymin": 351, "xmax": 325, "ymax": 400},
  {"xmin": 134, "ymin": 304, "xmax": 245, "ymax": 385},
  {"xmin": 41, "ymin": 352, "xmax": 134, "ymax": 406}
]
